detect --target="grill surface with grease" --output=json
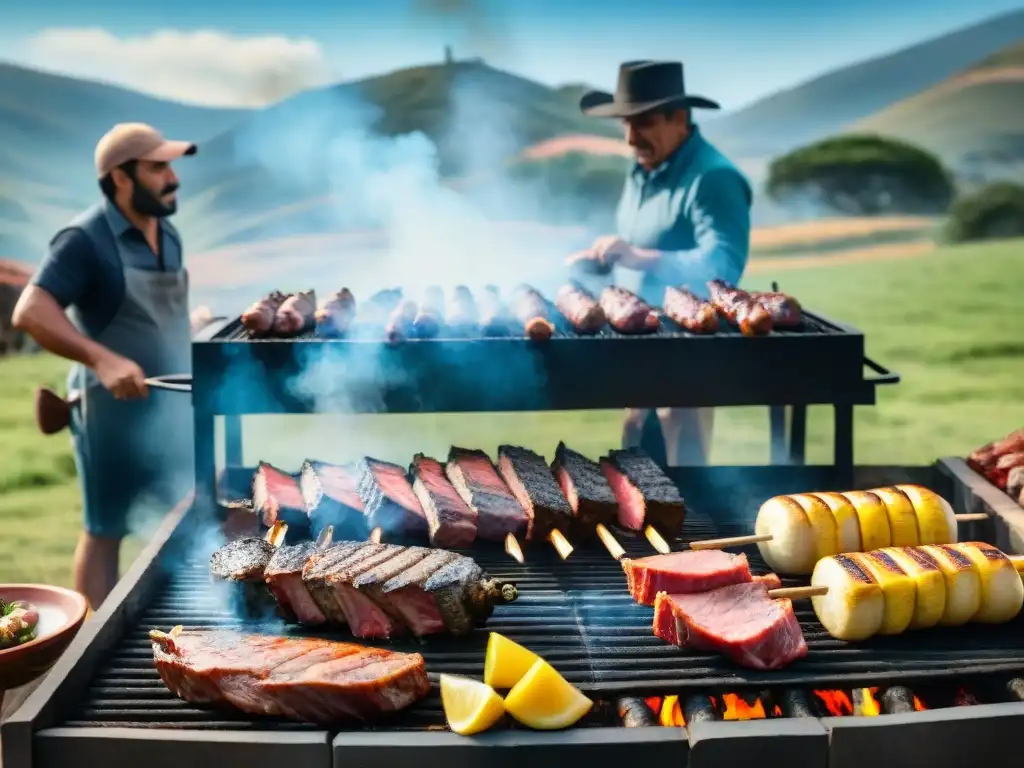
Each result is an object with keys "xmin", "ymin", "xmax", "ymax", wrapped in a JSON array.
[{"xmin": 62, "ymin": 517, "xmax": 1024, "ymax": 731}]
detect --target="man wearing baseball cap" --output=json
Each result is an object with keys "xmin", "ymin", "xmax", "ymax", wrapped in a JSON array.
[{"xmin": 13, "ymin": 123, "xmax": 198, "ymax": 609}]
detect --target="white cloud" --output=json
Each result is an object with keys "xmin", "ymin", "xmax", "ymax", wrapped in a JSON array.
[{"xmin": 20, "ymin": 27, "xmax": 333, "ymax": 107}]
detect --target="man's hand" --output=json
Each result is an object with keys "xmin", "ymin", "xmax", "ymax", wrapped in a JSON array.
[
  {"xmin": 93, "ymin": 352, "xmax": 149, "ymax": 400},
  {"xmin": 566, "ymin": 236, "xmax": 660, "ymax": 272}
]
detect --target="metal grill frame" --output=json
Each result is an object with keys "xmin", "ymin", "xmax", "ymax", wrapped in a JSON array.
[{"xmin": 7, "ymin": 463, "xmax": 1024, "ymax": 768}]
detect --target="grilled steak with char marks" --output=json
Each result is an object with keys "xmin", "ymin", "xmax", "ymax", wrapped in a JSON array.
[
  {"xmin": 446, "ymin": 447, "xmax": 529, "ymax": 541},
  {"xmin": 601, "ymin": 447, "xmax": 685, "ymax": 535},
  {"xmin": 551, "ymin": 442, "xmax": 617, "ymax": 534},
  {"xmin": 151, "ymin": 628, "xmax": 430, "ymax": 723},
  {"xmin": 300, "ymin": 460, "xmax": 367, "ymax": 539},
  {"xmin": 358, "ymin": 457, "xmax": 428, "ymax": 538},
  {"xmin": 210, "ymin": 525, "xmax": 287, "ymax": 619},
  {"xmin": 497, "ymin": 445, "xmax": 572, "ymax": 541},
  {"xmin": 264, "ymin": 527, "xmax": 334, "ymax": 627},
  {"xmin": 252, "ymin": 462, "xmax": 308, "ymax": 532},
  {"xmin": 410, "ymin": 454, "xmax": 478, "ymax": 548}
]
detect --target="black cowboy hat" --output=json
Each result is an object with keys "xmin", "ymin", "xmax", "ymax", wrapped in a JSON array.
[{"xmin": 580, "ymin": 60, "xmax": 720, "ymax": 118}]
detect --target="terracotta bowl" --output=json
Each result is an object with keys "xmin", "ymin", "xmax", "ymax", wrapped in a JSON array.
[{"xmin": 0, "ymin": 584, "xmax": 89, "ymax": 692}]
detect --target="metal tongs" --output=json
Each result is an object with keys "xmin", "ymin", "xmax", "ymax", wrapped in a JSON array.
[{"xmin": 34, "ymin": 374, "xmax": 194, "ymax": 435}]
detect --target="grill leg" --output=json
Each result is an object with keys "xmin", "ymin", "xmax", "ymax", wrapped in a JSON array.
[
  {"xmin": 193, "ymin": 409, "xmax": 217, "ymax": 512},
  {"xmin": 769, "ymin": 406, "xmax": 788, "ymax": 464},
  {"xmin": 224, "ymin": 415, "xmax": 243, "ymax": 469},
  {"xmin": 833, "ymin": 403, "xmax": 854, "ymax": 487},
  {"xmin": 789, "ymin": 405, "xmax": 807, "ymax": 465}
]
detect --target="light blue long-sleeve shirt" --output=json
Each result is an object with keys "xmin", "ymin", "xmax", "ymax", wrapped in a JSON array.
[{"xmin": 614, "ymin": 124, "xmax": 752, "ymax": 304}]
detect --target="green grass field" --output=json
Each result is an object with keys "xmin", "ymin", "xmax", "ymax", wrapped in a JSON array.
[{"xmin": 1, "ymin": 238, "xmax": 1022, "ymax": 587}]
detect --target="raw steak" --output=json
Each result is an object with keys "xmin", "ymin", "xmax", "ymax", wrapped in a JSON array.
[{"xmin": 624, "ymin": 550, "xmax": 753, "ymax": 606}]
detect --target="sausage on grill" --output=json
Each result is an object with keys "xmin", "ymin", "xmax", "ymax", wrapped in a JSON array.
[
  {"xmin": 599, "ymin": 286, "xmax": 659, "ymax": 334},
  {"xmin": 385, "ymin": 300, "xmax": 418, "ymax": 344},
  {"xmin": 750, "ymin": 291, "xmax": 802, "ymax": 329},
  {"xmin": 555, "ymin": 284, "xmax": 606, "ymax": 334},
  {"xmin": 479, "ymin": 286, "xmax": 515, "ymax": 337},
  {"xmin": 707, "ymin": 280, "xmax": 772, "ymax": 337},
  {"xmin": 315, "ymin": 288, "xmax": 356, "ymax": 337},
  {"xmin": 363, "ymin": 289, "xmax": 404, "ymax": 326},
  {"xmin": 663, "ymin": 286, "xmax": 719, "ymax": 334},
  {"xmin": 242, "ymin": 291, "xmax": 289, "ymax": 337},
  {"xmin": 273, "ymin": 290, "xmax": 317, "ymax": 337},
  {"xmin": 412, "ymin": 286, "xmax": 444, "ymax": 339},
  {"xmin": 509, "ymin": 285, "xmax": 555, "ymax": 341},
  {"xmin": 446, "ymin": 286, "xmax": 478, "ymax": 337}
]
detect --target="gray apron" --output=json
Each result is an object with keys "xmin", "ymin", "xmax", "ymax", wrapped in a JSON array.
[{"xmin": 67, "ymin": 218, "xmax": 194, "ymax": 539}]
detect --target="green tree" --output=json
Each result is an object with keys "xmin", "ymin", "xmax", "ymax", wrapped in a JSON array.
[
  {"xmin": 766, "ymin": 135, "xmax": 955, "ymax": 216},
  {"xmin": 944, "ymin": 182, "xmax": 1024, "ymax": 243}
]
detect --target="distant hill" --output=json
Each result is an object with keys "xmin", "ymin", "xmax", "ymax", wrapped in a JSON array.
[
  {"xmin": 851, "ymin": 42, "xmax": 1024, "ymax": 180},
  {"xmin": 703, "ymin": 9, "xmax": 1024, "ymax": 161}
]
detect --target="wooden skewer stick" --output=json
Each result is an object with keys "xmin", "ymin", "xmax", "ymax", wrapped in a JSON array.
[
  {"xmin": 548, "ymin": 529, "xmax": 574, "ymax": 559},
  {"xmin": 1009, "ymin": 555, "xmax": 1024, "ymax": 574},
  {"xmin": 644, "ymin": 525, "xmax": 671, "ymax": 554},
  {"xmin": 595, "ymin": 523, "xmax": 626, "ymax": 561},
  {"xmin": 265, "ymin": 521, "xmax": 288, "ymax": 547},
  {"xmin": 689, "ymin": 533, "xmax": 774, "ymax": 550},
  {"xmin": 505, "ymin": 533, "xmax": 525, "ymax": 564},
  {"xmin": 955, "ymin": 513, "xmax": 990, "ymax": 522},
  {"xmin": 768, "ymin": 585, "xmax": 828, "ymax": 600},
  {"xmin": 369, "ymin": 527, "xmax": 383, "ymax": 544}
]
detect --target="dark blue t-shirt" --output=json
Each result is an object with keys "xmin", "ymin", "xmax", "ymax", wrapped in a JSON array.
[{"xmin": 31, "ymin": 201, "xmax": 183, "ymax": 339}]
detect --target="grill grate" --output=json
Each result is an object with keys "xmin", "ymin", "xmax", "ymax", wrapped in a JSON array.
[{"xmin": 60, "ymin": 517, "xmax": 1024, "ymax": 732}]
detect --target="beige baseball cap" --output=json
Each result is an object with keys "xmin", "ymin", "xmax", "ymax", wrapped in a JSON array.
[{"xmin": 94, "ymin": 123, "xmax": 197, "ymax": 178}]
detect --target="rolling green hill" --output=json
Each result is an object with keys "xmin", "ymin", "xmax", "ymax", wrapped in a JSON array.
[
  {"xmin": 851, "ymin": 41, "xmax": 1024, "ymax": 175},
  {"xmin": 703, "ymin": 9, "xmax": 1024, "ymax": 161}
]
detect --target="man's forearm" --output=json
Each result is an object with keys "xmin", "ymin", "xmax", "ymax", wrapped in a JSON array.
[
  {"xmin": 12, "ymin": 287, "xmax": 110, "ymax": 369},
  {"xmin": 633, "ymin": 246, "xmax": 745, "ymax": 288}
]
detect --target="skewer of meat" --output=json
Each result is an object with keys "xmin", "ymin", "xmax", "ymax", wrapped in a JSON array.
[
  {"xmin": 497, "ymin": 445, "xmax": 575, "ymax": 559},
  {"xmin": 385, "ymin": 300, "xmax": 418, "ymax": 344},
  {"xmin": 412, "ymin": 286, "xmax": 444, "ymax": 339},
  {"xmin": 479, "ymin": 285, "xmax": 515, "ymax": 337},
  {"xmin": 601, "ymin": 447, "xmax": 686, "ymax": 551},
  {"xmin": 273, "ymin": 289, "xmax": 317, "ymax": 337},
  {"xmin": 446, "ymin": 285, "xmax": 478, "ymax": 337},
  {"xmin": 315, "ymin": 288, "xmax": 356, "ymax": 337},
  {"xmin": 707, "ymin": 280, "xmax": 773, "ymax": 336},
  {"xmin": 554, "ymin": 283, "xmax": 606, "ymax": 334},
  {"xmin": 600, "ymin": 286, "xmax": 659, "ymax": 334},
  {"xmin": 209, "ymin": 521, "xmax": 289, "ymax": 618},
  {"xmin": 663, "ymin": 286, "xmax": 719, "ymax": 334},
  {"xmin": 241, "ymin": 291, "xmax": 289, "ymax": 337},
  {"xmin": 509, "ymin": 284, "xmax": 555, "ymax": 341},
  {"xmin": 551, "ymin": 442, "xmax": 627, "ymax": 561},
  {"xmin": 750, "ymin": 290, "xmax": 802, "ymax": 329}
]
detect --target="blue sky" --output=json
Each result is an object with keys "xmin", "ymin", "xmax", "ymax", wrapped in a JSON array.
[{"xmin": 2, "ymin": 0, "xmax": 1022, "ymax": 108}]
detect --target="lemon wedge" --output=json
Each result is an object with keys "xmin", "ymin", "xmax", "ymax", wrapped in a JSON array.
[
  {"xmin": 504, "ymin": 659, "xmax": 593, "ymax": 730},
  {"xmin": 484, "ymin": 632, "xmax": 540, "ymax": 689},
  {"xmin": 440, "ymin": 674, "xmax": 506, "ymax": 736}
]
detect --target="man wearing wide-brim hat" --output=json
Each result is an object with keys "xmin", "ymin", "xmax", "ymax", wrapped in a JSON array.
[{"xmin": 567, "ymin": 60, "xmax": 752, "ymax": 467}]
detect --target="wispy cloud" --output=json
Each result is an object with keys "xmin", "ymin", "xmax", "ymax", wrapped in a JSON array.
[{"xmin": 20, "ymin": 27, "xmax": 333, "ymax": 107}]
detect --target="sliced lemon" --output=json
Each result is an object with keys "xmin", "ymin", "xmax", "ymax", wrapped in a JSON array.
[
  {"xmin": 440, "ymin": 674, "xmax": 506, "ymax": 736},
  {"xmin": 484, "ymin": 632, "xmax": 540, "ymax": 689},
  {"xmin": 504, "ymin": 659, "xmax": 593, "ymax": 730}
]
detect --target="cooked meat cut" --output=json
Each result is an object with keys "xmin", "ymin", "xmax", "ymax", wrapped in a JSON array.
[
  {"xmin": 754, "ymin": 572, "xmax": 783, "ymax": 591},
  {"xmin": 410, "ymin": 454, "xmax": 478, "ymax": 548},
  {"xmin": 385, "ymin": 300, "xmax": 418, "ymax": 344},
  {"xmin": 358, "ymin": 457, "xmax": 428, "ymax": 538},
  {"xmin": 509, "ymin": 284, "xmax": 555, "ymax": 341},
  {"xmin": 663, "ymin": 286, "xmax": 719, "ymax": 334},
  {"xmin": 601, "ymin": 447, "xmax": 685, "ymax": 534},
  {"xmin": 554, "ymin": 283, "xmax": 606, "ymax": 334},
  {"xmin": 361, "ymin": 289, "xmax": 403, "ymax": 326},
  {"xmin": 707, "ymin": 280, "xmax": 773, "ymax": 336},
  {"xmin": 300, "ymin": 541, "xmax": 517, "ymax": 638},
  {"xmin": 445, "ymin": 447, "xmax": 529, "ymax": 541},
  {"xmin": 273, "ymin": 289, "xmax": 317, "ymax": 337},
  {"xmin": 241, "ymin": 291, "xmax": 289, "ymax": 337},
  {"xmin": 750, "ymin": 291, "xmax": 802, "ymax": 328},
  {"xmin": 624, "ymin": 550, "xmax": 753, "ymax": 606},
  {"xmin": 652, "ymin": 582, "xmax": 808, "ymax": 670},
  {"xmin": 315, "ymin": 288, "xmax": 356, "ymax": 337},
  {"xmin": 299, "ymin": 459, "xmax": 367, "ymax": 539},
  {"xmin": 496, "ymin": 445, "xmax": 572, "ymax": 541},
  {"xmin": 210, "ymin": 523, "xmax": 289, "ymax": 619},
  {"xmin": 600, "ymin": 286, "xmax": 659, "ymax": 334},
  {"xmin": 252, "ymin": 462, "xmax": 308, "ymax": 531},
  {"xmin": 412, "ymin": 286, "xmax": 444, "ymax": 339},
  {"xmin": 264, "ymin": 527, "xmax": 335, "ymax": 626},
  {"xmin": 446, "ymin": 285, "xmax": 478, "ymax": 336},
  {"xmin": 551, "ymin": 442, "xmax": 617, "ymax": 533},
  {"xmin": 479, "ymin": 285, "xmax": 516, "ymax": 337},
  {"xmin": 151, "ymin": 628, "xmax": 431, "ymax": 723}
]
